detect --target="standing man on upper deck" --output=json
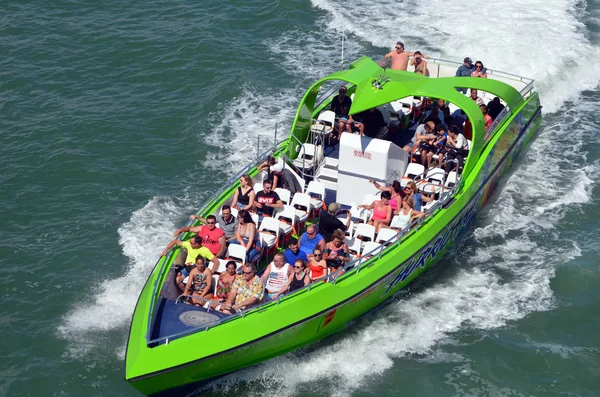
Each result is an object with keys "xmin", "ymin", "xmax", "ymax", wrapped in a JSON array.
[{"xmin": 380, "ymin": 42, "xmax": 427, "ymax": 71}]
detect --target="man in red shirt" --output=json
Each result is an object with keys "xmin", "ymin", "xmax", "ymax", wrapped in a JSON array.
[{"xmin": 174, "ymin": 215, "xmax": 226, "ymax": 257}]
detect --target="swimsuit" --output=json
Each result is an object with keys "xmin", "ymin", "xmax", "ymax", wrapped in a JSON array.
[{"xmin": 371, "ymin": 201, "xmax": 388, "ymax": 221}]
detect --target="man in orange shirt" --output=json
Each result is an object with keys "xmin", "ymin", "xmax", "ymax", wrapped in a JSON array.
[{"xmin": 380, "ymin": 41, "xmax": 427, "ymax": 71}]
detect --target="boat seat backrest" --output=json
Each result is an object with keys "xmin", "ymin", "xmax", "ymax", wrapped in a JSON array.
[
  {"xmin": 274, "ymin": 188, "xmax": 292, "ymax": 205},
  {"xmin": 426, "ymin": 167, "xmax": 445, "ymax": 185},
  {"xmin": 354, "ymin": 223, "xmax": 376, "ymax": 242},
  {"xmin": 290, "ymin": 193, "xmax": 312, "ymax": 213},
  {"xmin": 258, "ymin": 217, "xmax": 281, "ymax": 238},
  {"xmin": 376, "ymin": 228, "xmax": 398, "ymax": 244},
  {"xmin": 226, "ymin": 244, "xmax": 247, "ymax": 265},
  {"xmin": 317, "ymin": 110, "xmax": 336, "ymax": 127},
  {"xmin": 274, "ymin": 204, "xmax": 297, "ymax": 227},
  {"xmin": 305, "ymin": 181, "xmax": 326, "ymax": 202},
  {"xmin": 361, "ymin": 241, "xmax": 383, "ymax": 257},
  {"xmin": 404, "ymin": 163, "xmax": 425, "ymax": 179},
  {"xmin": 254, "ymin": 182, "xmax": 263, "ymax": 196},
  {"xmin": 444, "ymin": 171, "xmax": 457, "ymax": 188}
]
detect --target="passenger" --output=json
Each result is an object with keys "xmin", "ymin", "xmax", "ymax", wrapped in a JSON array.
[
  {"xmin": 469, "ymin": 89, "xmax": 484, "ymax": 106},
  {"xmin": 471, "ymin": 61, "xmax": 488, "ymax": 78},
  {"xmin": 299, "ymin": 225, "xmax": 326, "ymax": 258},
  {"xmin": 221, "ymin": 263, "xmax": 264, "ymax": 314},
  {"xmin": 487, "ymin": 97, "xmax": 505, "ymax": 120},
  {"xmin": 324, "ymin": 229, "xmax": 350, "ymax": 272},
  {"xmin": 307, "ymin": 248, "xmax": 328, "ymax": 281},
  {"xmin": 258, "ymin": 156, "xmax": 284, "ymax": 188},
  {"xmin": 437, "ymin": 98, "xmax": 451, "ymax": 123},
  {"xmin": 189, "ymin": 205, "xmax": 238, "ymax": 243},
  {"xmin": 272, "ymin": 259, "xmax": 311, "ymax": 298},
  {"xmin": 318, "ymin": 202, "xmax": 352, "ymax": 242},
  {"xmin": 231, "ymin": 174, "xmax": 255, "ymax": 211},
  {"xmin": 283, "ymin": 237, "xmax": 308, "ymax": 264},
  {"xmin": 455, "ymin": 57, "xmax": 475, "ymax": 94},
  {"xmin": 444, "ymin": 125, "xmax": 470, "ymax": 174},
  {"xmin": 360, "ymin": 108, "xmax": 386, "ymax": 138},
  {"xmin": 329, "ymin": 86, "xmax": 352, "ymax": 140},
  {"xmin": 423, "ymin": 101, "xmax": 444, "ymax": 126},
  {"xmin": 369, "ymin": 180, "xmax": 404, "ymax": 214},
  {"xmin": 182, "ymin": 255, "xmax": 213, "ymax": 306},
  {"xmin": 261, "ymin": 252, "xmax": 293, "ymax": 300},
  {"xmin": 253, "ymin": 179, "xmax": 283, "ymax": 218},
  {"xmin": 346, "ymin": 111, "xmax": 364, "ymax": 135},
  {"xmin": 175, "ymin": 214, "xmax": 226, "ymax": 258},
  {"xmin": 428, "ymin": 124, "xmax": 448, "ymax": 168},
  {"xmin": 230, "ymin": 210, "xmax": 262, "ymax": 264},
  {"xmin": 159, "ymin": 234, "xmax": 220, "ymax": 284},
  {"xmin": 403, "ymin": 120, "xmax": 436, "ymax": 153},
  {"xmin": 404, "ymin": 181, "xmax": 433, "ymax": 212},
  {"xmin": 451, "ymin": 108, "xmax": 467, "ymax": 125},
  {"xmin": 381, "ymin": 41, "xmax": 427, "ymax": 71},
  {"xmin": 359, "ymin": 191, "xmax": 393, "ymax": 233},
  {"xmin": 389, "ymin": 197, "xmax": 424, "ymax": 230},
  {"xmin": 411, "ymin": 51, "xmax": 429, "ymax": 76},
  {"xmin": 480, "ymin": 104, "xmax": 493, "ymax": 130},
  {"xmin": 214, "ymin": 261, "xmax": 238, "ymax": 304},
  {"xmin": 278, "ymin": 166, "xmax": 303, "ymax": 193}
]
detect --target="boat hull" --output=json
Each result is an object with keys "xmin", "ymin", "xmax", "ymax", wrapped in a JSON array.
[{"xmin": 126, "ymin": 92, "xmax": 542, "ymax": 396}]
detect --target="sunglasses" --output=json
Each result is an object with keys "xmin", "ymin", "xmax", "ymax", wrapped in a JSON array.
[
  {"xmin": 314, "ymin": 254, "xmax": 322, "ymax": 257},
  {"xmin": 294, "ymin": 266, "xmax": 303, "ymax": 269},
  {"xmin": 206, "ymin": 222, "xmax": 216, "ymax": 225},
  {"xmin": 242, "ymin": 270, "xmax": 254, "ymax": 275}
]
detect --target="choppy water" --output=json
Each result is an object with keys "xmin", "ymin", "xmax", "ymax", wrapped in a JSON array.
[{"xmin": 1, "ymin": 0, "xmax": 600, "ymax": 396}]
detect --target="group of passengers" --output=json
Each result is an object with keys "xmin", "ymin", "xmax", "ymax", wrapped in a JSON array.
[{"xmin": 328, "ymin": 86, "xmax": 387, "ymax": 141}]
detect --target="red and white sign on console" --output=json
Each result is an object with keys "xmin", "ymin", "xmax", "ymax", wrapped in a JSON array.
[{"xmin": 353, "ymin": 150, "xmax": 372, "ymax": 160}]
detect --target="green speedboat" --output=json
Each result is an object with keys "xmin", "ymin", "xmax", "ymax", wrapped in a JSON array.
[{"xmin": 125, "ymin": 56, "xmax": 542, "ymax": 395}]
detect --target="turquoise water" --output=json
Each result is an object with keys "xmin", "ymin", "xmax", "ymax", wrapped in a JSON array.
[{"xmin": 2, "ymin": 0, "xmax": 600, "ymax": 396}]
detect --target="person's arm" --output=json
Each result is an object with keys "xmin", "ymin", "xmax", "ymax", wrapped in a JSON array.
[
  {"xmin": 201, "ymin": 269, "xmax": 213, "ymax": 296},
  {"xmin": 232, "ymin": 296, "xmax": 259, "ymax": 311},
  {"xmin": 173, "ymin": 225, "xmax": 202, "ymax": 238},
  {"xmin": 272, "ymin": 173, "xmax": 279, "ymax": 189},
  {"xmin": 317, "ymin": 238, "xmax": 326, "ymax": 252},
  {"xmin": 358, "ymin": 202, "xmax": 375, "ymax": 210},
  {"xmin": 209, "ymin": 255, "xmax": 219, "ymax": 273},
  {"xmin": 260, "ymin": 264, "xmax": 271, "ymax": 284},
  {"xmin": 182, "ymin": 268, "xmax": 195, "ymax": 297},
  {"xmin": 384, "ymin": 205, "xmax": 393, "ymax": 224},
  {"xmin": 267, "ymin": 199, "xmax": 283, "ymax": 210},
  {"xmin": 410, "ymin": 57, "xmax": 416, "ymax": 66},
  {"xmin": 257, "ymin": 160, "xmax": 269, "ymax": 172},
  {"xmin": 231, "ymin": 189, "xmax": 239, "ymax": 209},
  {"xmin": 272, "ymin": 275, "xmax": 293, "ymax": 299},
  {"xmin": 244, "ymin": 190, "xmax": 255, "ymax": 211},
  {"xmin": 345, "ymin": 212, "xmax": 352, "ymax": 230},
  {"xmin": 245, "ymin": 223, "xmax": 256, "ymax": 251},
  {"xmin": 217, "ymin": 234, "xmax": 227, "ymax": 258},
  {"xmin": 422, "ymin": 193, "xmax": 434, "ymax": 203},
  {"xmin": 303, "ymin": 274, "xmax": 311, "ymax": 286},
  {"xmin": 410, "ymin": 210, "xmax": 425, "ymax": 221},
  {"xmin": 160, "ymin": 239, "xmax": 182, "ymax": 257},
  {"xmin": 423, "ymin": 61, "xmax": 428, "ymax": 76},
  {"xmin": 369, "ymin": 180, "xmax": 392, "ymax": 192}
]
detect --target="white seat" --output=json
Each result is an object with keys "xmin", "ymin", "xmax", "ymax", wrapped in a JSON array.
[
  {"xmin": 230, "ymin": 207, "xmax": 239, "ymax": 218},
  {"xmin": 361, "ymin": 241, "xmax": 383, "ymax": 257},
  {"xmin": 376, "ymin": 228, "xmax": 398, "ymax": 245},
  {"xmin": 337, "ymin": 217, "xmax": 354, "ymax": 239},
  {"xmin": 401, "ymin": 163, "xmax": 425, "ymax": 187},
  {"xmin": 212, "ymin": 274, "xmax": 219, "ymax": 294},
  {"xmin": 317, "ymin": 110, "xmax": 336, "ymax": 131},
  {"xmin": 249, "ymin": 212, "xmax": 259, "ymax": 226},
  {"xmin": 254, "ymin": 182, "xmax": 263, "ymax": 195},
  {"xmin": 425, "ymin": 167, "xmax": 445, "ymax": 186},
  {"xmin": 274, "ymin": 204, "xmax": 298, "ymax": 236},
  {"xmin": 359, "ymin": 194, "xmax": 378, "ymax": 222},
  {"xmin": 274, "ymin": 188, "xmax": 292, "ymax": 205},
  {"xmin": 225, "ymin": 244, "xmax": 247, "ymax": 265},
  {"xmin": 305, "ymin": 181, "xmax": 326, "ymax": 211},
  {"xmin": 293, "ymin": 143, "xmax": 323, "ymax": 171},
  {"xmin": 347, "ymin": 237, "xmax": 362, "ymax": 256},
  {"xmin": 354, "ymin": 223, "xmax": 376, "ymax": 243},
  {"xmin": 258, "ymin": 217, "xmax": 281, "ymax": 250},
  {"xmin": 290, "ymin": 193, "xmax": 311, "ymax": 224},
  {"xmin": 445, "ymin": 171, "xmax": 457, "ymax": 188},
  {"xmin": 466, "ymin": 139, "xmax": 472, "ymax": 151}
]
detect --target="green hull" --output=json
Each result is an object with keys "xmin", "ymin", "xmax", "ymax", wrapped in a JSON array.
[{"xmin": 125, "ymin": 57, "xmax": 542, "ymax": 395}]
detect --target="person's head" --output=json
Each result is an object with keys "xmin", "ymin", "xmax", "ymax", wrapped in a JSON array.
[
  {"xmin": 190, "ymin": 235, "xmax": 203, "ymax": 248},
  {"xmin": 332, "ymin": 229, "xmax": 345, "ymax": 246},
  {"xmin": 338, "ymin": 86, "xmax": 347, "ymax": 97},
  {"xmin": 267, "ymin": 155, "xmax": 277, "ymax": 166},
  {"xmin": 405, "ymin": 181, "xmax": 418, "ymax": 195},
  {"xmin": 273, "ymin": 252, "xmax": 285, "ymax": 267},
  {"xmin": 241, "ymin": 263, "xmax": 257, "ymax": 280},
  {"xmin": 195, "ymin": 255, "xmax": 206, "ymax": 270},
  {"xmin": 435, "ymin": 124, "xmax": 446, "ymax": 135},
  {"xmin": 463, "ymin": 57, "xmax": 473, "ymax": 67},
  {"xmin": 392, "ymin": 180, "xmax": 402, "ymax": 195},
  {"xmin": 306, "ymin": 225, "xmax": 317, "ymax": 238},
  {"xmin": 475, "ymin": 61, "xmax": 484, "ymax": 70},
  {"xmin": 289, "ymin": 237, "xmax": 299, "ymax": 253},
  {"xmin": 470, "ymin": 89, "xmax": 478, "ymax": 99},
  {"xmin": 405, "ymin": 196, "xmax": 415, "ymax": 209},
  {"xmin": 437, "ymin": 98, "xmax": 445, "ymax": 107},
  {"xmin": 448, "ymin": 124, "xmax": 460, "ymax": 138},
  {"xmin": 240, "ymin": 174, "xmax": 253, "ymax": 188},
  {"xmin": 395, "ymin": 41, "xmax": 404, "ymax": 52},
  {"xmin": 312, "ymin": 247, "xmax": 323, "ymax": 259},
  {"xmin": 294, "ymin": 259, "xmax": 307, "ymax": 272},
  {"xmin": 328, "ymin": 202, "xmax": 340, "ymax": 215},
  {"xmin": 205, "ymin": 215, "xmax": 217, "ymax": 230},
  {"xmin": 381, "ymin": 191, "xmax": 391, "ymax": 203},
  {"xmin": 225, "ymin": 260, "xmax": 237, "ymax": 275},
  {"xmin": 221, "ymin": 205, "xmax": 233, "ymax": 221},
  {"xmin": 424, "ymin": 120, "xmax": 435, "ymax": 132},
  {"xmin": 414, "ymin": 50, "xmax": 422, "ymax": 58},
  {"xmin": 480, "ymin": 104, "xmax": 488, "ymax": 114},
  {"xmin": 262, "ymin": 179, "xmax": 274, "ymax": 192},
  {"xmin": 237, "ymin": 210, "xmax": 254, "ymax": 225}
]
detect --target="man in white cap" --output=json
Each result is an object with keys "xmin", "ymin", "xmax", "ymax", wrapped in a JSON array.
[{"xmin": 318, "ymin": 202, "xmax": 352, "ymax": 242}]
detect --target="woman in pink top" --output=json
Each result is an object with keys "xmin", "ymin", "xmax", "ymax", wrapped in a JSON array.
[
  {"xmin": 359, "ymin": 191, "xmax": 393, "ymax": 232},
  {"xmin": 369, "ymin": 179, "xmax": 404, "ymax": 214}
]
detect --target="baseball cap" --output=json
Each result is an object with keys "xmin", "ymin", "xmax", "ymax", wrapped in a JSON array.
[
  {"xmin": 464, "ymin": 57, "xmax": 473, "ymax": 64},
  {"xmin": 328, "ymin": 202, "xmax": 341, "ymax": 213}
]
